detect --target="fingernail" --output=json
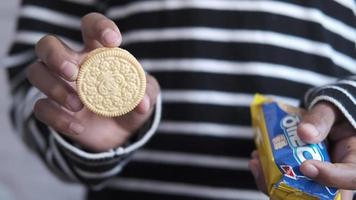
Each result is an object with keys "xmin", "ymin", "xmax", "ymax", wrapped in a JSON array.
[
  {"xmin": 302, "ymin": 163, "xmax": 319, "ymax": 178},
  {"xmin": 62, "ymin": 61, "xmax": 78, "ymax": 81},
  {"xmin": 102, "ymin": 29, "xmax": 120, "ymax": 46},
  {"xmin": 69, "ymin": 123, "xmax": 84, "ymax": 135},
  {"xmin": 301, "ymin": 123, "xmax": 320, "ymax": 138},
  {"xmin": 66, "ymin": 94, "xmax": 83, "ymax": 111}
]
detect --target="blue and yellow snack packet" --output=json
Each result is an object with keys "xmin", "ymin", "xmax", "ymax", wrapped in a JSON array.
[{"xmin": 251, "ymin": 94, "xmax": 340, "ymax": 200}]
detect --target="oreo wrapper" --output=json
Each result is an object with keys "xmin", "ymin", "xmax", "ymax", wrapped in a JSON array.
[{"xmin": 251, "ymin": 94, "xmax": 340, "ymax": 200}]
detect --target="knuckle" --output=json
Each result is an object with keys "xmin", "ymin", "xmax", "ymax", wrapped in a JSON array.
[
  {"xmin": 82, "ymin": 12, "xmax": 106, "ymax": 29},
  {"xmin": 46, "ymin": 48, "xmax": 61, "ymax": 67},
  {"xmin": 49, "ymin": 84, "xmax": 66, "ymax": 102},
  {"xmin": 323, "ymin": 175, "xmax": 335, "ymax": 186},
  {"xmin": 82, "ymin": 12, "xmax": 102, "ymax": 22},
  {"xmin": 53, "ymin": 117, "xmax": 70, "ymax": 132},
  {"xmin": 26, "ymin": 63, "xmax": 37, "ymax": 81},
  {"xmin": 33, "ymin": 99, "xmax": 70, "ymax": 133},
  {"xmin": 33, "ymin": 99, "xmax": 50, "ymax": 124},
  {"xmin": 33, "ymin": 100, "xmax": 45, "ymax": 116},
  {"xmin": 36, "ymin": 35, "xmax": 63, "ymax": 64},
  {"xmin": 41, "ymin": 34, "xmax": 57, "ymax": 43},
  {"xmin": 36, "ymin": 35, "xmax": 57, "ymax": 52}
]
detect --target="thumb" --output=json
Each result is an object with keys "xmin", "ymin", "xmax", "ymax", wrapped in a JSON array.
[
  {"xmin": 300, "ymin": 160, "xmax": 356, "ymax": 190},
  {"xmin": 297, "ymin": 102, "xmax": 340, "ymax": 144}
]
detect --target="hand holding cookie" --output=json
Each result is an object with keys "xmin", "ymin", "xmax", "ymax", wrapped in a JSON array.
[{"xmin": 27, "ymin": 13, "xmax": 160, "ymax": 152}]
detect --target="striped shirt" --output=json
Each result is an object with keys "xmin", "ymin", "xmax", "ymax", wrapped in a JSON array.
[{"xmin": 3, "ymin": 0, "xmax": 356, "ymax": 200}]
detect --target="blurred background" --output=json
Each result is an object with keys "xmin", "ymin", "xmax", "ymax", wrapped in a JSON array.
[{"xmin": 0, "ymin": 1, "xmax": 84, "ymax": 199}]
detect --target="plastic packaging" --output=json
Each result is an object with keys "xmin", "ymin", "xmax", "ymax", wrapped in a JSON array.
[{"xmin": 250, "ymin": 94, "xmax": 340, "ymax": 200}]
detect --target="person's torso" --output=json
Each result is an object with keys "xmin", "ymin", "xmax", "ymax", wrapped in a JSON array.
[{"xmin": 88, "ymin": 1, "xmax": 356, "ymax": 199}]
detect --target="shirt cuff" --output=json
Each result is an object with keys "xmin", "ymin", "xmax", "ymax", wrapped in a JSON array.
[
  {"xmin": 304, "ymin": 79, "xmax": 356, "ymax": 129},
  {"xmin": 51, "ymin": 93, "xmax": 162, "ymax": 162}
]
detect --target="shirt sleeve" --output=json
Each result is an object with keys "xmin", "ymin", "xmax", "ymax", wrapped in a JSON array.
[
  {"xmin": 304, "ymin": 76, "xmax": 356, "ymax": 129},
  {"xmin": 4, "ymin": 0, "xmax": 162, "ymax": 188}
]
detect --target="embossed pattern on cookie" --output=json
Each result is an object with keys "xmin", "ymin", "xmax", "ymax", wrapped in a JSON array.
[{"xmin": 77, "ymin": 47, "xmax": 146, "ymax": 117}]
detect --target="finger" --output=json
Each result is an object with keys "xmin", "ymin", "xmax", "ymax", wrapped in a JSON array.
[
  {"xmin": 116, "ymin": 75, "xmax": 160, "ymax": 133},
  {"xmin": 249, "ymin": 158, "xmax": 268, "ymax": 194},
  {"xmin": 35, "ymin": 35, "xmax": 80, "ymax": 81},
  {"xmin": 300, "ymin": 160, "xmax": 356, "ymax": 189},
  {"xmin": 300, "ymin": 136, "xmax": 356, "ymax": 190},
  {"xmin": 34, "ymin": 98, "xmax": 84, "ymax": 136},
  {"xmin": 27, "ymin": 62, "xmax": 83, "ymax": 112},
  {"xmin": 81, "ymin": 12, "xmax": 121, "ymax": 50},
  {"xmin": 297, "ymin": 102, "xmax": 340, "ymax": 144},
  {"xmin": 134, "ymin": 75, "xmax": 160, "ymax": 114},
  {"xmin": 329, "ymin": 122, "xmax": 355, "ymax": 142},
  {"xmin": 340, "ymin": 190, "xmax": 353, "ymax": 200},
  {"xmin": 251, "ymin": 150, "xmax": 259, "ymax": 159}
]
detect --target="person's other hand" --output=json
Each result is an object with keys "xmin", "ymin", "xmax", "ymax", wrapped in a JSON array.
[
  {"xmin": 249, "ymin": 150, "xmax": 267, "ymax": 194},
  {"xmin": 249, "ymin": 102, "xmax": 356, "ymax": 199},
  {"xmin": 27, "ymin": 13, "xmax": 160, "ymax": 152},
  {"xmin": 297, "ymin": 102, "xmax": 356, "ymax": 190}
]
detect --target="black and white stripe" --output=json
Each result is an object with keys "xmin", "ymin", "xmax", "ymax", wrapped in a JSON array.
[
  {"xmin": 107, "ymin": 0, "xmax": 356, "ymax": 42},
  {"xmin": 4, "ymin": 0, "xmax": 356, "ymax": 199}
]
